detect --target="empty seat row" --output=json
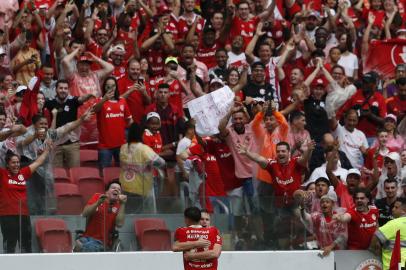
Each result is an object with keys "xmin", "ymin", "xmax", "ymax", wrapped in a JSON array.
[
  {"xmin": 34, "ymin": 218, "xmax": 172, "ymax": 252},
  {"xmin": 54, "ymin": 167, "xmax": 121, "ymax": 185}
]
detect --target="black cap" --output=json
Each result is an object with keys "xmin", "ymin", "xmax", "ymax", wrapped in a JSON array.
[
  {"xmin": 203, "ymin": 24, "xmax": 216, "ymax": 33},
  {"xmin": 362, "ymin": 71, "xmax": 378, "ymax": 84}
]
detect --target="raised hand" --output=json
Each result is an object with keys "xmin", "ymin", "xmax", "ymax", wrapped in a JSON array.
[
  {"xmin": 367, "ymin": 12, "xmax": 375, "ymax": 25},
  {"xmin": 256, "ymin": 22, "xmax": 266, "ymax": 36},
  {"xmin": 236, "ymin": 143, "xmax": 248, "ymax": 155}
]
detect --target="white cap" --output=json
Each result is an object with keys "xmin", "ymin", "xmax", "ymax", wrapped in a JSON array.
[
  {"xmin": 16, "ymin": 85, "xmax": 28, "ymax": 94},
  {"xmin": 209, "ymin": 77, "xmax": 224, "ymax": 86},
  {"xmin": 108, "ymin": 44, "xmax": 126, "ymax": 57},
  {"xmin": 384, "ymin": 152, "xmax": 400, "ymax": 161},
  {"xmin": 347, "ymin": 168, "xmax": 361, "ymax": 177},
  {"xmin": 146, "ymin": 112, "xmax": 160, "ymax": 121}
]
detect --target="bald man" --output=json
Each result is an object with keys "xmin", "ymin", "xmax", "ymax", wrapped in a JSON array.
[{"xmin": 309, "ymin": 133, "xmax": 353, "ymax": 172}]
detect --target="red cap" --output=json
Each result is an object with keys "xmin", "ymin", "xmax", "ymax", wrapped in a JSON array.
[
  {"xmin": 311, "ymin": 77, "xmax": 327, "ymax": 88},
  {"xmin": 157, "ymin": 5, "xmax": 172, "ymax": 16}
]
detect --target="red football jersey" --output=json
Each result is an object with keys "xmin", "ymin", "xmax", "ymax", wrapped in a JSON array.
[
  {"xmin": 189, "ymin": 142, "xmax": 226, "ymax": 196},
  {"xmin": 174, "ymin": 226, "xmax": 222, "ymax": 270},
  {"xmin": 96, "ymin": 98, "xmax": 132, "ymax": 149},
  {"xmin": 177, "ymin": 14, "xmax": 205, "ymax": 40},
  {"xmin": 265, "ymin": 157, "xmax": 304, "ymax": 207},
  {"xmin": 142, "ymin": 129, "xmax": 163, "ymax": 154},
  {"xmin": 116, "ymin": 29, "xmax": 135, "ymax": 59},
  {"xmin": 196, "ymin": 42, "xmax": 218, "ymax": 69},
  {"xmin": 145, "ymin": 48, "xmax": 167, "ymax": 78},
  {"xmin": 150, "ymin": 78, "xmax": 183, "ymax": 114},
  {"xmin": 0, "ymin": 167, "xmax": 32, "ymax": 216},
  {"xmin": 230, "ymin": 16, "xmax": 260, "ymax": 47},
  {"xmin": 387, "ymin": 95, "xmax": 406, "ymax": 118},
  {"xmin": 212, "ymin": 141, "xmax": 243, "ymax": 191},
  {"xmin": 118, "ymin": 76, "xmax": 151, "ymax": 123},
  {"xmin": 337, "ymin": 90, "xmax": 387, "ymax": 137},
  {"xmin": 347, "ymin": 206, "xmax": 379, "ymax": 250},
  {"xmin": 82, "ymin": 193, "xmax": 121, "ymax": 246},
  {"xmin": 110, "ymin": 62, "xmax": 128, "ymax": 81}
]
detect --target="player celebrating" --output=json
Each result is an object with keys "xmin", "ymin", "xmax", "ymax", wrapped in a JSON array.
[{"xmin": 172, "ymin": 207, "xmax": 222, "ymax": 270}]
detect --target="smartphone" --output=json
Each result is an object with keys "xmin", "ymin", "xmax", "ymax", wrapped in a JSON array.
[{"xmin": 138, "ymin": 78, "xmax": 144, "ymax": 84}]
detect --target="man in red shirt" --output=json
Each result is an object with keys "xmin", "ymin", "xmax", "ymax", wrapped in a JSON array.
[
  {"xmin": 172, "ymin": 207, "xmax": 222, "ymax": 270},
  {"xmin": 180, "ymin": 137, "xmax": 227, "ymax": 212},
  {"xmin": 118, "ymin": 59, "xmax": 151, "ymax": 124},
  {"xmin": 386, "ymin": 77, "xmax": 406, "ymax": 122},
  {"xmin": 75, "ymin": 181, "xmax": 127, "ymax": 252},
  {"xmin": 337, "ymin": 72, "xmax": 386, "ymax": 143},
  {"xmin": 237, "ymin": 140, "xmax": 315, "ymax": 248},
  {"xmin": 229, "ymin": 0, "xmax": 275, "ymax": 48},
  {"xmin": 335, "ymin": 188, "xmax": 379, "ymax": 250},
  {"xmin": 108, "ymin": 44, "xmax": 128, "ymax": 80},
  {"xmin": 326, "ymin": 149, "xmax": 379, "ymax": 211},
  {"xmin": 177, "ymin": 0, "xmax": 205, "ymax": 41}
]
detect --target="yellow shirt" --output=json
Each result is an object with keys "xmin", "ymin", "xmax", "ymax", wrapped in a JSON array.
[
  {"xmin": 119, "ymin": 143, "xmax": 159, "ymax": 196},
  {"xmin": 376, "ymin": 216, "xmax": 406, "ymax": 270}
]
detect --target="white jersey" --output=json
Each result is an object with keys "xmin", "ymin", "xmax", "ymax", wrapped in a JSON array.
[{"xmin": 332, "ymin": 124, "xmax": 368, "ymax": 169}]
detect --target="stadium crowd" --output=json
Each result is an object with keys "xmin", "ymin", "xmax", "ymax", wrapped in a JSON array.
[{"xmin": 0, "ymin": 0, "xmax": 406, "ymax": 266}]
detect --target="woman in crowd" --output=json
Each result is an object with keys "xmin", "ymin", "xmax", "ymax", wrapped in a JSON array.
[
  {"xmin": 0, "ymin": 143, "xmax": 51, "ymax": 253},
  {"xmin": 321, "ymin": 64, "xmax": 356, "ymax": 119},
  {"xmin": 374, "ymin": 114, "xmax": 405, "ymax": 152},
  {"xmin": 93, "ymin": 76, "xmax": 133, "ymax": 171},
  {"xmin": 119, "ymin": 123, "xmax": 166, "ymax": 213}
]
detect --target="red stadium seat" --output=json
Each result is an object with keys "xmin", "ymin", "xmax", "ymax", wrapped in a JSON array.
[
  {"xmin": 77, "ymin": 178, "xmax": 105, "ymax": 203},
  {"xmin": 79, "ymin": 149, "xmax": 98, "ymax": 167},
  {"xmin": 54, "ymin": 183, "xmax": 83, "ymax": 215},
  {"xmin": 35, "ymin": 218, "xmax": 72, "ymax": 253},
  {"xmin": 134, "ymin": 218, "xmax": 171, "ymax": 251},
  {"xmin": 70, "ymin": 167, "xmax": 104, "ymax": 203},
  {"xmin": 70, "ymin": 167, "xmax": 101, "ymax": 183},
  {"xmin": 53, "ymin": 167, "xmax": 71, "ymax": 183},
  {"xmin": 103, "ymin": 167, "xmax": 121, "ymax": 184}
]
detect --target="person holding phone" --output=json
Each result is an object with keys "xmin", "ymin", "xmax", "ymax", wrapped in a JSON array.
[
  {"xmin": 118, "ymin": 58, "xmax": 151, "ymax": 124},
  {"xmin": 10, "ymin": 31, "xmax": 41, "ymax": 85}
]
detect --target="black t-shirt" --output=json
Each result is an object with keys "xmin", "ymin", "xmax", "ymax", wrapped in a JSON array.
[
  {"xmin": 374, "ymin": 198, "xmax": 395, "ymax": 226},
  {"xmin": 45, "ymin": 96, "xmax": 80, "ymax": 128},
  {"xmin": 243, "ymin": 80, "xmax": 275, "ymax": 101},
  {"xmin": 304, "ymin": 96, "xmax": 329, "ymax": 143}
]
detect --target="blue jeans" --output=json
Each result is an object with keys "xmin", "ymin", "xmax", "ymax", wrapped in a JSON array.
[
  {"xmin": 241, "ymin": 178, "xmax": 259, "ymax": 214},
  {"xmin": 98, "ymin": 148, "xmax": 120, "ymax": 169},
  {"xmin": 77, "ymin": 237, "xmax": 104, "ymax": 252}
]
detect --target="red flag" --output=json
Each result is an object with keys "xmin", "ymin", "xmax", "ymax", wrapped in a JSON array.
[
  {"xmin": 363, "ymin": 39, "xmax": 406, "ymax": 79},
  {"xmin": 389, "ymin": 230, "xmax": 401, "ymax": 270}
]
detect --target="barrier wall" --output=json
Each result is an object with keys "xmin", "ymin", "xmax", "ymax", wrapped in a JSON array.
[{"xmin": 0, "ymin": 251, "xmax": 334, "ymax": 270}]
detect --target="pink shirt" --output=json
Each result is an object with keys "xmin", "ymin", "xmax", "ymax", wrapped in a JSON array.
[
  {"xmin": 69, "ymin": 72, "xmax": 101, "ymax": 143},
  {"xmin": 287, "ymin": 126, "xmax": 311, "ymax": 156},
  {"xmin": 225, "ymin": 123, "xmax": 257, "ymax": 178},
  {"xmin": 69, "ymin": 72, "xmax": 101, "ymax": 97},
  {"xmin": 372, "ymin": 134, "xmax": 405, "ymax": 152},
  {"xmin": 177, "ymin": 60, "xmax": 209, "ymax": 108}
]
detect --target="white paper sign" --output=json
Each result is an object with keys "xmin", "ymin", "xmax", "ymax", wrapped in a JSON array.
[{"xmin": 187, "ymin": 86, "xmax": 235, "ymax": 137}]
